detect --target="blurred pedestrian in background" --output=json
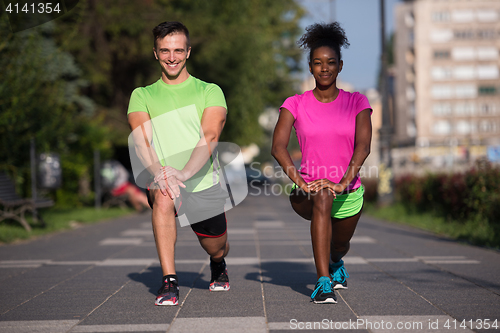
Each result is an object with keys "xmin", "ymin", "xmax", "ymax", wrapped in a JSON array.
[{"xmin": 101, "ymin": 160, "xmax": 150, "ymax": 212}]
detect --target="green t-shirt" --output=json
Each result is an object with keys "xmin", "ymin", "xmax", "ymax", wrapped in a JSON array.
[{"xmin": 127, "ymin": 76, "xmax": 227, "ymax": 192}]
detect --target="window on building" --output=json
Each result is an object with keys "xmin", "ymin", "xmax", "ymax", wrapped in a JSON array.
[
  {"xmin": 408, "ymin": 103, "xmax": 416, "ymax": 117},
  {"xmin": 407, "ymin": 122, "xmax": 417, "ymax": 138},
  {"xmin": 455, "ymin": 120, "xmax": 472, "ymax": 135},
  {"xmin": 433, "ymin": 121, "xmax": 452, "ymax": 135},
  {"xmin": 432, "ymin": 67, "xmax": 453, "ymax": 80},
  {"xmin": 454, "ymin": 66, "xmax": 475, "ymax": 80},
  {"xmin": 432, "ymin": 85, "xmax": 453, "ymax": 99},
  {"xmin": 477, "ymin": 9, "xmax": 498, "ymax": 22},
  {"xmin": 433, "ymin": 103, "xmax": 452, "ymax": 116},
  {"xmin": 471, "ymin": 121, "xmax": 478, "ymax": 133},
  {"xmin": 405, "ymin": 12, "xmax": 415, "ymax": 27},
  {"xmin": 452, "ymin": 10, "xmax": 474, "ymax": 22},
  {"xmin": 406, "ymin": 70, "xmax": 415, "ymax": 83},
  {"xmin": 452, "ymin": 47, "xmax": 475, "ymax": 60},
  {"xmin": 405, "ymin": 50, "xmax": 415, "ymax": 64},
  {"xmin": 477, "ymin": 65, "xmax": 499, "ymax": 80},
  {"xmin": 479, "ymin": 86, "xmax": 497, "ymax": 95},
  {"xmin": 454, "ymin": 30, "xmax": 475, "ymax": 40},
  {"xmin": 455, "ymin": 85, "xmax": 477, "ymax": 98},
  {"xmin": 434, "ymin": 50, "xmax": 451, "ymax": 59},
  {"xmin": 479, "ymin": 104, "xmax": 497, "ymax": 115},
  {"xmin": 455, "ymin": 103, "xmax": 476, "ymax": 116},
  {"xmin": 431, "ymin": 29, "xmax": 453, "ymax": 43},
  {"xmin": 406, "ymin": 86, "xmax": 416, "ymax": 101},
  {"xmin": 477, "ymin": 47, "xmax": 498, "ymax": 60},
  {"xmin": 477, "ymin": 30, "xmax": 495, "ymax": 39},
  {"xmin": 480, "ymin": 120, "xmax": 494, "ymax": 132},
  {"xmin": 432, "ymin": 11, "xmax": 450, "ymax": 22}
]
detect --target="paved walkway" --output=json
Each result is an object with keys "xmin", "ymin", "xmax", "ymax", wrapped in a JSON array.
[{"xmin": 0, "ymin": 188, "xmax": 499, "ymax": 332}]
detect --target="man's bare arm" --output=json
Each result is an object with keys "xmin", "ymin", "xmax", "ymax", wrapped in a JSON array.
[{"xmin": 128, "ymin": 111, "xmax": 184, "ymax": 198}]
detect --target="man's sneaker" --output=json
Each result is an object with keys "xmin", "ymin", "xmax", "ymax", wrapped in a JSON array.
[
  {"xmin": 209, "ymin": 258, "xmax": 230, "ymax": 291},
  {"xmin": 311, "ymin": 276, "xmax": 337, "ymax": 304},
  {"xmin": 329, "ymin": 260, "xmax": 349, "ymax": 290},
  {"xmin": 155, "ymin": 275, "xmax": 179, "ymax": 306}
]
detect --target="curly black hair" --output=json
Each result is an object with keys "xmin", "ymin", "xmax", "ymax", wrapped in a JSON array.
[{"xmin": 297, "ymin": 22, "xmax": 349, "ymax": 63}]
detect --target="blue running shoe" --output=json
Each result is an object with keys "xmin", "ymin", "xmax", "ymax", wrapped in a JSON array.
[
  {"xmin": 311, "ymin": 276, "xmax": 337, "ymax": 304},
  {"xmin": 329, "ymin": 260, "xmax": 349, "ymax": 290}
]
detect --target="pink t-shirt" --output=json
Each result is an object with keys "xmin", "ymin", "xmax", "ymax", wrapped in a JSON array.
[{"xmin": 281, "ymin": 89, "xmax": 372, "ymax": 190}]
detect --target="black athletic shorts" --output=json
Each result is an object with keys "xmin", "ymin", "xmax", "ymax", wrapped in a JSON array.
[{"xmin": 147, "ymin": 183, "xmax": 228, "ymax": 238}]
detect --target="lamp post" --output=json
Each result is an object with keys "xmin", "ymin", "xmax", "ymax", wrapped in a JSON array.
[
  {"xmin": 329, "ymin": 0, "xmax": 335, "ymax": 22},
  {"xmin": 377, "ymin": 0, "xmax": 394, "ymax": 205}
]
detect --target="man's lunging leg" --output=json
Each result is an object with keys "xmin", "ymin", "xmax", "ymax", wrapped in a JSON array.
[{"xmin": 150, "ymin": 188, "xmax": 179, "ymax": 305}]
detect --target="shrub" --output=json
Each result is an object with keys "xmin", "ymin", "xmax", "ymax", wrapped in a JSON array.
[{"xmin": 394, "ymin": 159, "xmax": 500, "ymax": 247}]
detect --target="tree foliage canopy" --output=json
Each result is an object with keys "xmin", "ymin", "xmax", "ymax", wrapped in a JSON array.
[
  {"xmin": 1, "ymin": 0, "xmax": 304, "ymax": 205},
  {"xmin": 0, "ymin": 16, "xmax": 111, "ymax": 199},
  {"xmin": 54, "ymin": 0, "xmax": 304, "ymax": 145}
]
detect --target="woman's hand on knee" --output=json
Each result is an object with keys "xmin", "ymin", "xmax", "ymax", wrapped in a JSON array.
[{"xmin": 307, "ymin": 179, "xmax": 340, "ymax": 197}]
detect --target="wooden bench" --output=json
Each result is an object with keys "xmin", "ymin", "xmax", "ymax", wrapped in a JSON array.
[{"xmin": 0, "ymin": 172, "xmax": 54, "ymax": 232}]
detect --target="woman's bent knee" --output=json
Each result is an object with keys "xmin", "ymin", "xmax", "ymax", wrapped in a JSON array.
[
  {"xmin": 290, "ymin": 189, "xmax": 313, "ymax": 220},
  {"xmin": 312, "ymin": 190, "xmax": 334, "ymax": 211}
]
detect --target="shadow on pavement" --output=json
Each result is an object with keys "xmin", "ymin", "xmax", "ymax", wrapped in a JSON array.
[{"xmin": 245, "ymin": 262, "xmax": 317, "ymax": 297}]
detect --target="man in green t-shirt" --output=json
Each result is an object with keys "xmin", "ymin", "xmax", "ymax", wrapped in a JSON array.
[{"xmin": 128, "ymin": 21, "xmax": 230, "ymax": 306}]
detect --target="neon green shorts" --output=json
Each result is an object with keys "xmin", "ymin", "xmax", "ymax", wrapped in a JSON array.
[
  {"xmin": 290, "ymin": 184, "xmax": 364, "ymax": 219},
  {"xmin": 330, "ymin": 185, "xmax": 364, "ymax": 219}
]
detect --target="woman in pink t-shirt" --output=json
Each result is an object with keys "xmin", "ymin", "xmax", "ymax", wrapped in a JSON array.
[{"xmin": 272, "ymin": 22, "xmax": 372, "ymax": 304}]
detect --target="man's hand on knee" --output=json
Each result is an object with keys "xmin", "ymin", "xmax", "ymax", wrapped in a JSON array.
[{"xmin": 154, "ymin": 175, "xmax": 185, "ymax": 199}]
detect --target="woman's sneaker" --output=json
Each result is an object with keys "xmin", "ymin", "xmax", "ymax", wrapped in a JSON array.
[
  {"xmin": 209, "ymin": 258, "xmax": 230, "ymax": 291},
  {"xmin": 329, "ymin": 260, "xmax": 349, "ymax": 290},
  {"xmin": 311, "ymin": 276, "xmax": 337, "ymax": 304},
  {"xmin": 155, "ymin": 275, "xmax": 179, "ymax": 306}
]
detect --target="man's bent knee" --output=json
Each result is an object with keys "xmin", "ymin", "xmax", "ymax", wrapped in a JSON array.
[
  {"xmin": 210, "ymin": 241, "xmax": 229, "ymax": 261},
  {"xmin": 150, "ymin": 190, "xmax": 176, "ymax": 212}
]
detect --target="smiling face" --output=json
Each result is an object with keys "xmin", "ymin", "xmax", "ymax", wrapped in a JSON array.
[
  {"xmin": 309, "ymin": 46, "xmax": 343, "ymax": 88},
  {"xmin": 153, "ymin": 32, "xmax": 191, "ymax": 84}
]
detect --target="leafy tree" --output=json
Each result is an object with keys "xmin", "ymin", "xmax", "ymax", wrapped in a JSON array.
[
  {"xmin": 177, "ymin": 0, "xmax": 304, "ymax": 144},
  {"xmin": 0, "ymin": 15, "xmax": 111, "ymax": 203},
  {"xmin": 53, "ymin": 0, "xmax": 304, "ymax": 146}
]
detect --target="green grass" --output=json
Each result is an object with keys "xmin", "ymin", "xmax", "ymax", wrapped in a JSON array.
[
  {"xmin": 363, "ymin": 202, "xmax": 499, "ymax": 249},
  {"xmin": 0, "ymin": 207, "xmax": 135, "ymax": 244}
]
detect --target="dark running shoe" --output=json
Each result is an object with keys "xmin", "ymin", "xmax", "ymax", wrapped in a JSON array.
[
  {"xmin": 155, "ymin": 275, "xmax": 179, "ymax": 306},
  {"xmin": 329, "ymin": 260, "xmax": 349, "ymax": 290},
  {"xmin": 311, "ymin": 276, "xmax": 337, "ymax": 304},
  {"xmin": 209, "ymin": 258, "xmax": 230, "ymax": 292}
]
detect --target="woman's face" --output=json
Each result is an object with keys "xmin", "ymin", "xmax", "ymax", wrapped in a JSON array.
[{"xmin": 309, "ymin": 46, "xmax": 343, "ymax": 87}]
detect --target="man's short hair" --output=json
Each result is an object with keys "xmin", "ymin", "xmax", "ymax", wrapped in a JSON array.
[{"xmin": 153, "ymin": 21, "xmax": 191, "ymax": 49}]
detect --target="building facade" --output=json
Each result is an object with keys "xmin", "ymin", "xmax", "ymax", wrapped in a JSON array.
[{"xmin": 394, "ymin": 0, "xmax": 500, "ymax": 171}]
